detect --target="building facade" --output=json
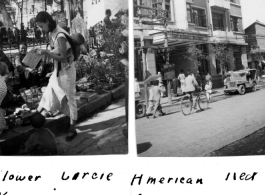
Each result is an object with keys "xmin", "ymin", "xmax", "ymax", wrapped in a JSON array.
[
  {"xmin": 245, "ymin": 20, "xmax": 265, "ymax": 69},
  {"xmin": 134, "ymin": 0, "xmax": 248, "ymax": 88}
]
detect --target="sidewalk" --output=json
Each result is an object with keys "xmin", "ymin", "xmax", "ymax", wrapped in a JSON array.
[
  {"xmin": 0, "ymin": 84, "xmax": 126, "ymax": 155},
  {"xmin": 159, "ymin": 81, "xmax": 265, "ymax": 108}
]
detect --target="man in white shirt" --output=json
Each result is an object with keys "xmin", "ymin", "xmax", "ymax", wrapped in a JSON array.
[{"xmin": 185, "ymin": 70, "xmax": 199, "ymax": 109}]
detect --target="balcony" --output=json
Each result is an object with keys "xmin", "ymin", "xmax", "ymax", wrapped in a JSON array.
[{"xmin": 209, "ymin": 0, "xmax": 230, "ymax": 10}]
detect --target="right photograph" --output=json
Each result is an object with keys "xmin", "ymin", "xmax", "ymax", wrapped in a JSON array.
[{"xmin": 134, "ymin": 0, "xmax": 265, "ymax": 157}]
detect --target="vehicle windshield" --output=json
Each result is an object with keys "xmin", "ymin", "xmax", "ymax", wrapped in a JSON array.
[{"xmin": 231, "ymin": 72, "xmax": 246, "ymax": 81}]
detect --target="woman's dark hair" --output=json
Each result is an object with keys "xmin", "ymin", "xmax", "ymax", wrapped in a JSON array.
[
  {"xmin": 30, "ymin": 113, "xmax": 46, "ymax": 128},
  {"xmin": 105, "ymin": 9, "xmax": 111, "ymax": 15},
  {"xmin": 19, "ymin": 42, "xmax": 27, "ymax": 48},
  {"xmin": 180, "ymin": 69, "xmax": 184, "ymax": 73},
  {"xmin": 35, "ymin": 11, "xmax": 57, "ymax": 32}
]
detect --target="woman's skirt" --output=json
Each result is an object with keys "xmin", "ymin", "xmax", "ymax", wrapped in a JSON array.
[{"xmin": 39, "ymin": 63, "xmax": 77, "ymax": 121}]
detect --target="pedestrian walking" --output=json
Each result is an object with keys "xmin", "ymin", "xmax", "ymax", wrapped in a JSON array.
[
  {"xmin": 205, "ymin": 80, "xmax": 212, "ymax": 109},
  {"xmin": 34, "ymin": 11, "xmax": 78, "ymax": 141},
  {"xmin": 145, "ymin": 80, "xmax": 155, "ymax": 118},
  {"xmin": 151, "ymin": 80, "xmax": 166, "ymax": 119},
  {"xmin": 157, "ymin": 72, "xmax": 165, "ymax": 97},
  {"xmin": 178, "ymin": 69, "xmax": 186, "ymax": 94}
]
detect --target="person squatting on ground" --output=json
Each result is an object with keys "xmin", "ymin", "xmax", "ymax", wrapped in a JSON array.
[
  {"xmin": 34, "ymin": 11, "xmax": 78, "ymax": 141},
  {"xmin": 185, "ymin": 70, "xmax": 199, "ymax": 109},
  {"xmin": 146, "ymin": 80, "xmax": 166, "ymax": 119},
  {"xmin": 18, "ymin": 113, "xmax": 57, "ymax": 155},
  {"xmin": 15, "ymin": 42, "xmax": 40, "ymax": 89},
  {"xmin": 205, "ymin": 80, "xmax": 212, "ymax": 109}
]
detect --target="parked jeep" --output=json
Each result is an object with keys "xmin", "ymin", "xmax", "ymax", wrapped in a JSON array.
[{"xmin": 224, "ymin": 69, "xmax": 257, "ymax": 95}]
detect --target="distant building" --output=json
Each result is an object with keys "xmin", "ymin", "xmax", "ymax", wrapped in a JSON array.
[
  {"xmin": 245, "ymin": 20, "xmax": 265, "ymax": 68},
  {"xmin": 134, "ymin": 0, "xmax": 247, "ymax": 88}
]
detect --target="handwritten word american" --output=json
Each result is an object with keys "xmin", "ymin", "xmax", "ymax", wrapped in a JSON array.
[{"xmin": 131, "ymin": 174, "xmax": 203, "ymax": 185}]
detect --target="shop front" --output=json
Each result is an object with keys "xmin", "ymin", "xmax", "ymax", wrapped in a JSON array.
[{"xmin": 153, "ymin": 30, "xmax": 209, "ymax": 82}]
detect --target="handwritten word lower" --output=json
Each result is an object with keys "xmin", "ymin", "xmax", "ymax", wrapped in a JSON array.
[
  {"xmin": 2, "ymin": 171, "xmax": 41, "ymax": 182},
  {"xmin": 131, "ymin": 174, "xmax": 203, "ymax": 185},
  {"xmin": 225, "ymin": 172, "xmax": 258, "ymax": 181}
]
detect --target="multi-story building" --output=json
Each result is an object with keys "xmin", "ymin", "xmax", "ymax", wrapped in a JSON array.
[
  {"xmin": 245, "ymin": 20, "xmax": 265, "ymax": 68},
  {"xmin": 134, "ymin": 0, "xmax": 248, "ymax": 88}
]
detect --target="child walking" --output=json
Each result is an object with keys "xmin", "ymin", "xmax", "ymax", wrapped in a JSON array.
[{"xmin": 205, "ymin": 80, "xmax": 212, "ymax": 109}]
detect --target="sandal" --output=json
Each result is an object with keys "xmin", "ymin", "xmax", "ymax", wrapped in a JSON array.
[{"xmin": 65, "ymin": 130, "xmax": 77, "ymax": 142}]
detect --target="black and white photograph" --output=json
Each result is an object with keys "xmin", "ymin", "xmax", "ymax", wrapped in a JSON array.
[
  {"xmin": 0, "ymin": 0, "xmax": 128, "ymax": 156},
  {"xmin": 134, "ymin": 0, "xmax": 265, "ymax": 157}
]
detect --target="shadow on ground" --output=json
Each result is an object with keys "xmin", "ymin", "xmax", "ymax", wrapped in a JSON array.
[{"xmin": 137, "ymin": 142, "xmax": 152, "ymax": 154}]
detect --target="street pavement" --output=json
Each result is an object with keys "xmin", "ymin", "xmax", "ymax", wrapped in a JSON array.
[
  {"xmin": 56, "ymin": 98, "xmax": 127, "ymax": 155},
  {"xmin": 136, "ymin": 82, "xmax": 265, "ymax": 157}
]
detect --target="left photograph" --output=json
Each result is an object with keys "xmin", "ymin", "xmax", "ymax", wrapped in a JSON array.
[{"xmin": 0, "ymin": 0, "xmax": 128, "ymax": 155}]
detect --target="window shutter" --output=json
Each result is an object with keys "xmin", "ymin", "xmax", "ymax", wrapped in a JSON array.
[
  {"xmin": 192, "ymin": 12, "xmax": 196, "ymax": 23},
  {"xmin": 238, "ymin": 19, "xmax": 243, "ymax": 32},
  {"xmin": 202, "ymin": 15, "xmax": 207, "ymax": 27}
]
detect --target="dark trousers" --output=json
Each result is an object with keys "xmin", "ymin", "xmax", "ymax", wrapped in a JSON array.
[{"xmin": 153, "ymin": 99, "xmax": 163, "ymax": 116}]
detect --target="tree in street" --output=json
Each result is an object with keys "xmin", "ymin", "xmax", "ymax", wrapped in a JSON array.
[
  {"xmin": 208, "ymin": 42, "xmax": 234, "ymax": 79},
  {"xmin": 185, "ymin": 43, "xmax": 206, "ymax": 69}
]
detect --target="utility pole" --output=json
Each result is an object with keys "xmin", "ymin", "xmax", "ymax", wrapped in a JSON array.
[
  {"xmin": 137, "ymin": 0, "xmax": 149, "ymax": 108},
  {"xmin": 44, "ymin": 0, "xmax": 47, "ymax": 11},
  {"xmin": 20, "ymin": 0, "xmax": 23, "ymax": 30},
  {"xmin": 162, "ymin": 0, "xmax": 172, "ymax": 105}
]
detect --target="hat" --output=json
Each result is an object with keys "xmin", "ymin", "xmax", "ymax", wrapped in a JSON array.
[{"xmin": 115, "ymin": 10, "xmax": 125, "ymax": 17}]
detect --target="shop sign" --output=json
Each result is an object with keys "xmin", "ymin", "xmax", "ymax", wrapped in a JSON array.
[
  {"xmin": 168, "ymin": 31, "xmax": 208, "ymax": 41},
  {"xmin": 164, "ymin": 70, "xmax": 175, "ymax": 80}
]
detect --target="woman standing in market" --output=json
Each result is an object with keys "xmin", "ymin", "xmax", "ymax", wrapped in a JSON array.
[
  {"xmin": 34, "ymin": 11, "xmax": 78, "ymax": 141},
  {"xmin": 0, "ymin": 75, "xmax": 7, "ymax": 134}
]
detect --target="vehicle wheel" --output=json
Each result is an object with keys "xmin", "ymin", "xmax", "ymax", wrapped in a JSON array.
[
  {"xmin": 198, "ymin": 94, "xmax": 208, "ymax": 111},
  {"xmin": 252, "ymin": 83, "xmax": 257, "ymax": 92},
  {"xmin": 136, "ymin": 103, "xmax": 146, "ymax": 118},
  {"xmin": 181, "ymin": 95, "xmax": 192, "ymax": 116},
  {"xmin": 238, "ymin": 85, "xmax": 246, "ymax": 95}
]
